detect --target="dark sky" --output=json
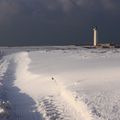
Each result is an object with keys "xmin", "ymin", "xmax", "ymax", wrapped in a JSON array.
[{"xmin": 0, "ymin": 0, "xmax": 120, "ymax": 46}]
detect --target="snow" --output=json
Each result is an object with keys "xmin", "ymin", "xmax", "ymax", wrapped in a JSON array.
[
  {"xmin": 0, "ymin": 47, "xmax": 120, "ymax": 120},
  {"xmin": 0, "ymin": 108, "xmax": 4, "ymax": 114}
]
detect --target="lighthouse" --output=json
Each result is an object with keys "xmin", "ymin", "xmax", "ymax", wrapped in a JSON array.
[{"xmin": 93, "ymin": 27, "xmax": 98, "ymax": 47}]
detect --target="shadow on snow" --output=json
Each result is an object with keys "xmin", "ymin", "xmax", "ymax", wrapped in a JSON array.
[{"xmin": 1, "ymin": 58, "xmax": 42, "ymax": 120}]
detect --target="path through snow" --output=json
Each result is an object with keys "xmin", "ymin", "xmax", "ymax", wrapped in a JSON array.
[
  {"xmin": 1, "ymin": 48, "xmax": 120, "ymax": 120},
  {"xmin": 0, "ymin": 54, "xmax": 42, "ymax": 120},
  {"xmin": 0, "ymin": 51, "xmax": 93, "ymax": 120},
  {"xmin": 13, "ymin": 52, "xmax": 93, "ymax": 120}
]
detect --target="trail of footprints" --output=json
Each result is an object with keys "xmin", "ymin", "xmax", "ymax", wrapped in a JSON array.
[{"xmin": 39, "ymin": 96, "xmax": 71, "ymax": 120}]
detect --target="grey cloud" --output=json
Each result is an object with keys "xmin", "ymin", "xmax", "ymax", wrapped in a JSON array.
[
  {"xmin": 0, "ymin": 0, "xmax": 20, "ymax": 23},
  {"xmin": 38, "ymin": 0, "xmax": 120, "ymax": 12},
  {"xmin": 0, "ymin": 0, "xmax": 119, "ymax": 46},
  {"xmin": 101, "ymin": 0, "xmax": 120, "ymax": 13}
]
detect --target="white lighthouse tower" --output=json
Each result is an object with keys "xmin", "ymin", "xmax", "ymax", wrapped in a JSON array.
[{"xmin": 93, "ymin": 27, "xmax": 98, "ymax": 47}]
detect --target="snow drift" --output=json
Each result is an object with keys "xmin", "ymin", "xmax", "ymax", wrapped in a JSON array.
[
  {"xmin": 1, "ymin": 47, "xmax": 120, "ymax": 120},
  {"xmin": 13, "ymin": 51, "xmax": 93, "ymax": 120}
]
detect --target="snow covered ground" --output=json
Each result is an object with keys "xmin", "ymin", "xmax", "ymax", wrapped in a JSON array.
[{"xmin": 0, "ymin": 47, "xmax": 120, "ymax": 120}]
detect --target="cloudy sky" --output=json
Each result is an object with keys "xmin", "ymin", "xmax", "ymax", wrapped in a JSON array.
[{"xmin": 0, "ymin": 0, "xmax": 120, "ymax": 46}]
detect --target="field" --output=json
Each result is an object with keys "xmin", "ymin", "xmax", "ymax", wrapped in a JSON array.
[{"xmin": 0, "ymin": 47, "xmax": 120, "ymax": 120}]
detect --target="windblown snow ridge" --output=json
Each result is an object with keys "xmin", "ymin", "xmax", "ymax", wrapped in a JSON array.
[{"xmin": 14, "ymin": 51, "xmax": 93, "ymax": 120}]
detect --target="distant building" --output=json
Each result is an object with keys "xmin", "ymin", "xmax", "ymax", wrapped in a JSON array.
[
  {"xmin": 92, "ymin": 26, "xmax": 117, "ymax": 48},
  {"xmin": 84, "ymin": 26, "xmax": 119, "ymax": 48},
  {"xmin": 93, "ymin": 27, "xmax": 98, "ymax": 47}
]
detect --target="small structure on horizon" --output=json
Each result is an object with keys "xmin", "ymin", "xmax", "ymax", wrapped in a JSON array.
[
  {"xmin": 84, "ymin": 26, "xmax": 119, "ymax": 48},
  {"xmin": 93, "ymin": 27, "xmax": 98, "ymax": 47}
]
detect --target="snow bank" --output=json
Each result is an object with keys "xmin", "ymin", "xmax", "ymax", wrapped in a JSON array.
[
  {"xmin": 14, "ymin": 52, "xmax": 39, "ymax": 85},
  {"xmin": 2, "ymin": 48, "xmax": 120, "ymax": 120},
  {"xmin": 13, "ymin": 52, "xmax": 41, "ymax": 91},
  {"xmin": 28, "ymin": 49, "xmax": 120, "ymax": 120},
  {"xmin": 57, "ymin": 83, "xmax": 92, "ymax": 120},
  {"xmin": 13, "ymin": 51, "xmax": 93, "ymax": 120}
]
